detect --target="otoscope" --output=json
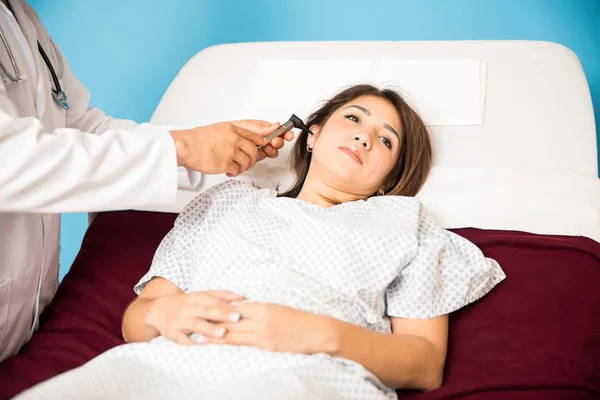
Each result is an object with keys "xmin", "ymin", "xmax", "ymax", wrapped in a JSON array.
[{"xmin": 257, "ymin": 114, "xmax": 313, "ymax": 151}]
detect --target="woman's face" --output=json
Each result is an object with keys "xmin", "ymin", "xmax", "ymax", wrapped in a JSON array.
[{"xmin": 307, "ymin": 95, "xmax": 403, "ymax": 197}]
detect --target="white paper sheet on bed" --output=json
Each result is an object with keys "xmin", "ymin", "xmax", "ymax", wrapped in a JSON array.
[
  {"xmin": 239, "ymin": 58, "xmax": 487, "ymax": 127},
  {"xmin": 144, "ymin": 40, "xmax": 600, "ymax": 242}
]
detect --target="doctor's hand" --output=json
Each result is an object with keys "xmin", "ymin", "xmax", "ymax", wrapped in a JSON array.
[
  {"xmin": 170, "ymin": 120, "xmax": 293, "ymax": 177},
  {"xmin": 145, "ymin": 290, "xmax": 244, "ymax": 345},
  {"xmin": 206, "ymin": 303, "xmax": 336, "ymax": 355},
  {"xmin": 232, "ymin": 119, "xmax": 294, "ymax": 164}
]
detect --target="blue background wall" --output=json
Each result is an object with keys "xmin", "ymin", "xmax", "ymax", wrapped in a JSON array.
[{"xmin": 27, "ymin": 0, "xmax": 600, "ymax": 280}]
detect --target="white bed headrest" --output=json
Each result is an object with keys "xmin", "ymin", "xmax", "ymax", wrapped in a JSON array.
[{"xmin": 146, "ymin": 40, "xmax": 600, "ymax": 242}]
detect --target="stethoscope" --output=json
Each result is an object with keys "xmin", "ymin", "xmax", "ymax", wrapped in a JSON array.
[{"xmin": 0, "ymin": 6, "xmax": 69, "ymax": 110}]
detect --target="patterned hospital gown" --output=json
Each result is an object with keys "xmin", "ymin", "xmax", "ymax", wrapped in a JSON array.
[{"xmin": 16, "ymin": 180, "xmax": 506, "ymax": 400}]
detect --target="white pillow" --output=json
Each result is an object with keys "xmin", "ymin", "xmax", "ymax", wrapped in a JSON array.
[{"xmin": 144, "ymin": 41, "xmax": 600, "ymax": 243}]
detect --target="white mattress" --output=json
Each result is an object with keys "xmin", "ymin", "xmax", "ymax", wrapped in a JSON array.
[{"xmin": 143, "ymin": 40, "xmax": 600, "ymax": 242}]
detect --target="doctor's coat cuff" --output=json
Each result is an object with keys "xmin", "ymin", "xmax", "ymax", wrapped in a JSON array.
[
  {"xmin": 151, "ymin": 124, "xmax": 201, "ymax": 191},
  {"xmin": 178, "ymin": 167, "xmax": 202, "ymax": 190}
]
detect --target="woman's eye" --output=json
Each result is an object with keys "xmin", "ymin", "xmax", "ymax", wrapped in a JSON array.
[
  {"xmin": 380, "ymin": 137, "xmax": 392, "ymax": 149},
  {"xmin": 345, "ymin": 114, "xmax": 360, "ymax": 123}
]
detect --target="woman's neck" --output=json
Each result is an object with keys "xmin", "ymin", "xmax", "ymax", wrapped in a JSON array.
[{"xmin": 295, "ymin": 178, "xmax": 365, "ymax": 208}]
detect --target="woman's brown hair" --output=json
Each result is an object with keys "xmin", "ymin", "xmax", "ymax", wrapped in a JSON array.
[{"xmin": 279, "ymin": 84, "xmax": 433, "ymax": 199}]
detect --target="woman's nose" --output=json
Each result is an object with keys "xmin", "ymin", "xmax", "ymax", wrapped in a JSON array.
[{"xmin": 353, "ymin": 133, "xmax": 371, "ymax": 150}]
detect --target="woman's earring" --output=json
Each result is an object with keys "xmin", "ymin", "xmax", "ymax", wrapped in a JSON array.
[
  {"xmin": 377, "ymin": 188, "xmax": 385, "ymax": 196},
  {"xmin": 306, "ymin": 144, "xmax": 313, "ymax": 153}
]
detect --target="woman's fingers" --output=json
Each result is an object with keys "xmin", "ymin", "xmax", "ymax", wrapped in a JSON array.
[
  {"xmin": 201, "ymin": 290, "xmax": 245, "ymax": 302},
  {"xmin": 174, "ymin": 332, "xmax": 197, "ymax": 346},
  {"xmin": 206, "ymin": 330, "xmax": 252, "ymax": 345},
  {"xmin": 187, "ymin": 291, "xmax": 243, "ymax": 306},
  {"xmin": 183, "ymin": 291, "xmax": 244, "ymax": 322},
  {"xmin": 177, "ymin": 317, "xmax": 228, "ymax": 339},
  {"xmin": 183, "ymin": 304, "xmax": 241, "ymax": 323}
]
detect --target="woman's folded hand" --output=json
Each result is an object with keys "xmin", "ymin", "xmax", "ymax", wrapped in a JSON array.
[
  {"xmin": 145, "ymin": 291, "xmax": 244, "ymax": 345},
  {"xmin": 206, "ymin": 302, "xmax": 337, "ymax": 355}
]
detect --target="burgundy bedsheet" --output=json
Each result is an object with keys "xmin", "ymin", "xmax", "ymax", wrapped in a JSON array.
[{"xmin": 1, "ymin": 210, "xmax": 599, "ymax": 400}]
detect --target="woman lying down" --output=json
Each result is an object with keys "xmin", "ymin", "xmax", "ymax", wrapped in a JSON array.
[{"xmin": 16, "ymin": 85, "xmax": 506, "ymax": 400}]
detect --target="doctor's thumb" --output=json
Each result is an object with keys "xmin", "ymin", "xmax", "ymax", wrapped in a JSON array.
[{"xmin": 233, "ymin": 119, "xmax": 280, "ymax": 134}]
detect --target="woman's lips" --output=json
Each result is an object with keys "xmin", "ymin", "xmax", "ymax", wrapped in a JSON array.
[{"xmin": 339, "ymin": 146, "xmax": 363, "ymax": 164}]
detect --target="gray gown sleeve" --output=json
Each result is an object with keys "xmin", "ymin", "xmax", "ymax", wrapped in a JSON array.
[
  {"xmin": 133, "ymin": 180, "xmax": 255, "ymax": 294},
  {"xmin": 385, "ymin": 202, "xmax": 506, "ymax": 319}
]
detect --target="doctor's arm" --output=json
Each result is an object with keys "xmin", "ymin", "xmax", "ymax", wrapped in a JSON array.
[
  {"xmin": 54, "ymin": 38, "xmax": 288, "ymax": 179},
  {"xmin": 0, "ymin": 92, "xmax": 181, "ymax": 213},
  {"xmin": 0, "ymin": 94, "xmax": 283, "ymax": 213}
]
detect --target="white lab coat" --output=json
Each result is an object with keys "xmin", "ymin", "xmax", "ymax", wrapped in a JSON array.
[{"xmin": 0, "ymin": 0, "xmax": 200, "ymax": 361}]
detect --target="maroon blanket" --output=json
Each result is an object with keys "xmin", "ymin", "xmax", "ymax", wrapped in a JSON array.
[{"xmin": 1, "ymin": 211, "xmax": 599, "ymax": 399}]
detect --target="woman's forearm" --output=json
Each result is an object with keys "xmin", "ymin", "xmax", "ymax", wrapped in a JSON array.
[
  {"xmin": 323, "ymin": 318, "xmax": 444, "ymax": 391},
  {"xmin": 121, "ymin": 297, "xmax": 160, "ymax": 343}
]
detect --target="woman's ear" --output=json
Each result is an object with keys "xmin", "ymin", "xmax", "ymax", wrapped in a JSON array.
[
  {"xmin": 381, "ymin": 178, "xmax": 396, "ymax": 194},
  {"xmin": 307, "ymin": 125, "xmax": 320, "ymax": 148}
]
